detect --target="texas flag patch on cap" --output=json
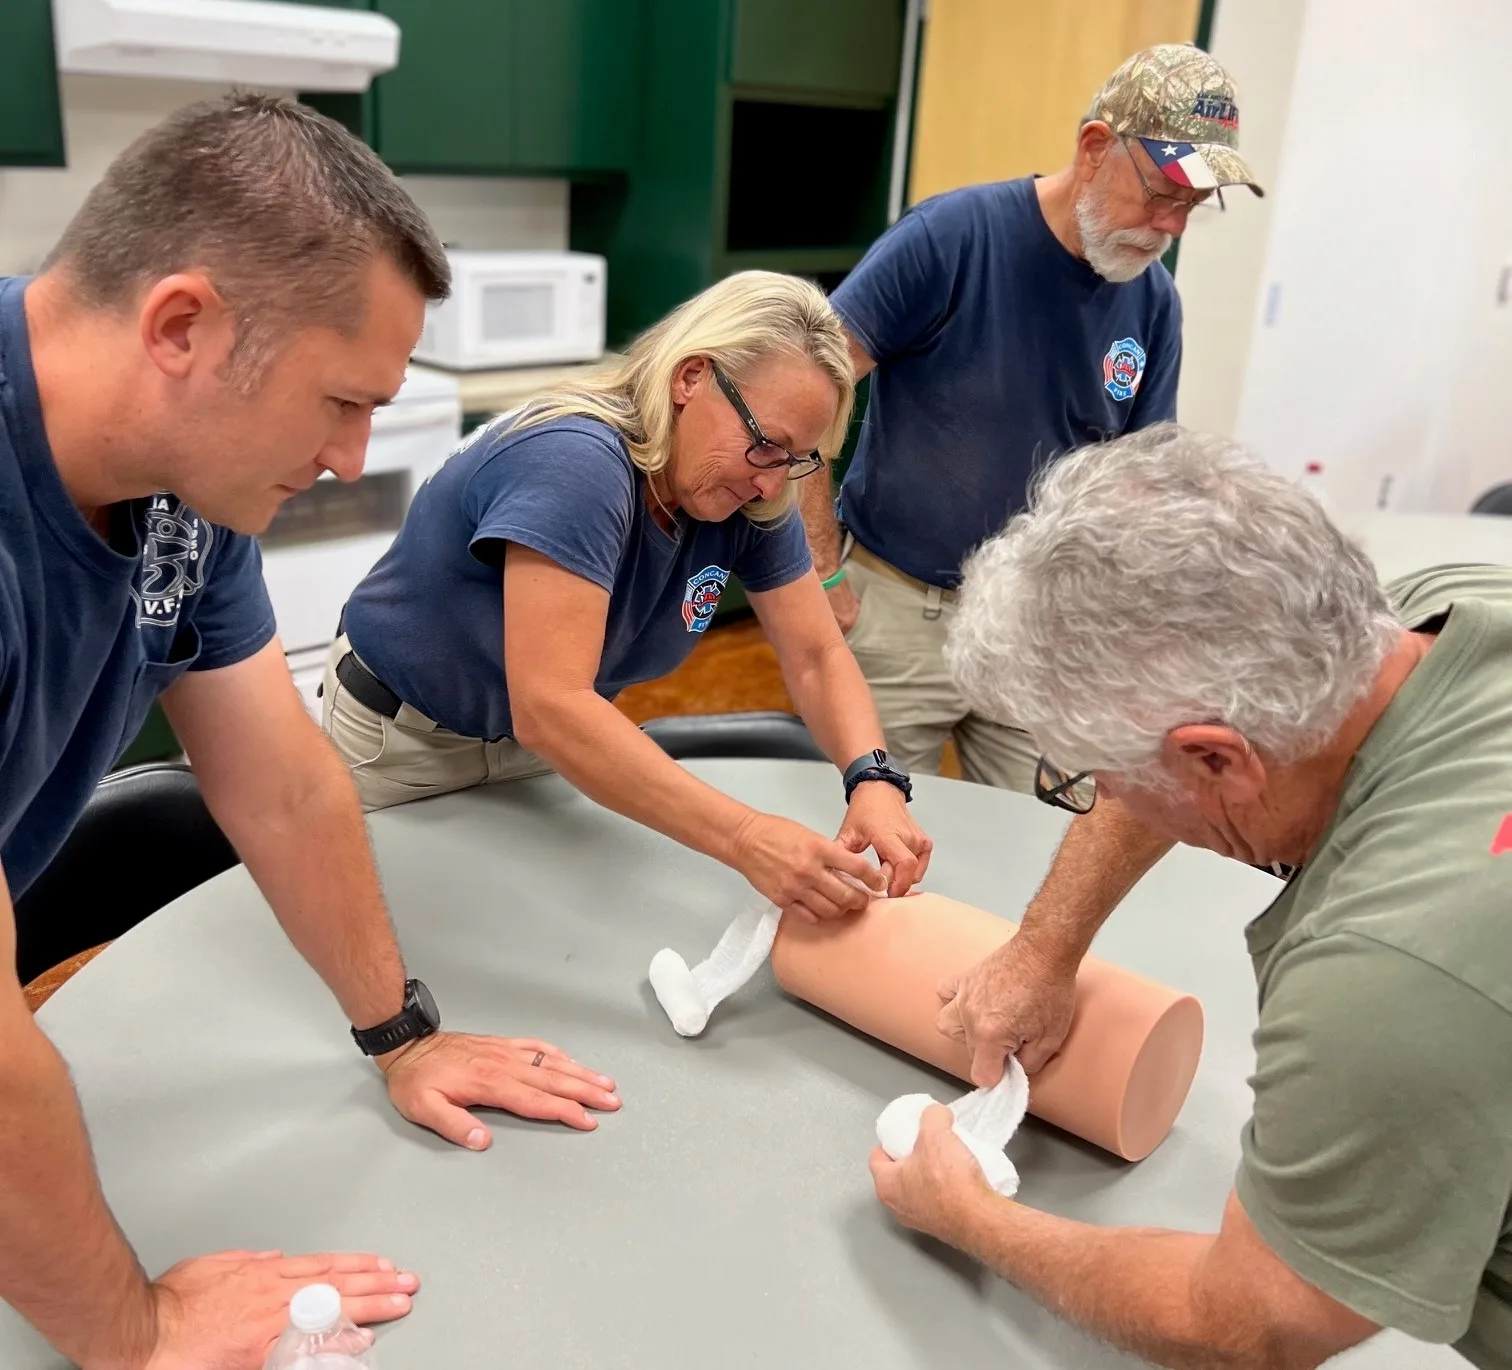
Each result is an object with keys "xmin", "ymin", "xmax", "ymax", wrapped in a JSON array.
[{"xmin": 1138, "ymin": 138, "xmax": 1220, "ymax": 191}]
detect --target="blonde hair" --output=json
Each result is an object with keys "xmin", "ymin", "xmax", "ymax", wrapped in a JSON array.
[{"xmin": 505, "ymin": 271, "xmax": 855, "ymax": 523}]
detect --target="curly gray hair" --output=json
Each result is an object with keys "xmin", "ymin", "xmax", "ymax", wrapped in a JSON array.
[{"xmin": 944, "ymin": 424, "xmax": 1400, "ymax": 782}]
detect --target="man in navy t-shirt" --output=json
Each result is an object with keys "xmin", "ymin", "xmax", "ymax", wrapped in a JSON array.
[
  {"xmin": 0, "ymin": 96, "xmax": 619, "ymax": 1368},
  {"xmin": 801, "ymin": 43, "xmax": 1261, "ymax": 793}
]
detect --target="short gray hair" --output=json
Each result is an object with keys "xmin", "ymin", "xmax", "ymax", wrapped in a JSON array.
[
  {"xmin": 45, "ymin": 92, "xmax": 450, "ymax": 382},
  {"xmin": 944, "ymin": 424, "xmax": 1400, "ymax": 781}
]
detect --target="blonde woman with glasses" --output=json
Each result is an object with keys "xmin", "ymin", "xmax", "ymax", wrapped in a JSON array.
[{"xmin": 324, "ymin": 271, "xmax": 932, "ymax": 921}]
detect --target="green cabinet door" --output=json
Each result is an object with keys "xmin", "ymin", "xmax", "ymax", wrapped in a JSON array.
[
  {"xmin": 0, "ymin": 0, "xmax": 65, "ymax": 167},
  {"xmin": 369, "ymin": 0, "xmax": 513, "ymax": 172},
  {"xmin": 308, "ymin": 0, "xmax": 643, "ymax": 175},
  {"xmin": 730, "ymin": 0, "xmax": 903, "ymax": 101},
  {"xmin": 512, "ymin": 0, "xmax": 643, "ymax": 173}
]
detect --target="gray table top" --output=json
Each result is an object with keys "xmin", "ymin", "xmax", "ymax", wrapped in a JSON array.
[
  {"xmin": 1341, "ymin": 509, "xmax": 1512, "ymax": 585},
  {"xmin": 3, "ymin": 761, "xmax": 1455, "ymax": 1368}
]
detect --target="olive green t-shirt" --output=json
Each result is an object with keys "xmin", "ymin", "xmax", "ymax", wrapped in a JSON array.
[{"xmin": 1237, "ymin": 565, "xmax": 1512, "ymax": 1367}]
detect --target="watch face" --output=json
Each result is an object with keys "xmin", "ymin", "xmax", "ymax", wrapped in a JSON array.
[{"xmin": 410, "ymin": 979, "xmax": 440, "ymax": 1030}]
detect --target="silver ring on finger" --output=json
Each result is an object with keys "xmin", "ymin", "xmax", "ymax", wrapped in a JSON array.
[{"xmin": 531, "ymin": 1051, "xmax": 545, "ymax": 1067}]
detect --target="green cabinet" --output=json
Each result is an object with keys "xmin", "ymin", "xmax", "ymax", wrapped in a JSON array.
[
  {"xmin": 367, "ymin": 0, "xmax": 514, "ymax": 171},
  {"xmin": 731, "ymin": 0, "xmax": 903, "ymax": 100},
  {"xmin": 0, "ymin": 0, "xmax": 65, "ymax": 167},
  {"xmin": 510, "ymin": 2, "xmax": 641, "ymax": 173},
  {"xmin": 305, "ymin": 0, "xmax": 905, "ymax": 341},
  {"xmin": 306, "ymin": 0, "xmax": 643, "ymax": 176},
  {"xmin": 573, "ymin": 0, "xmax": 905, "ymax": 347}
]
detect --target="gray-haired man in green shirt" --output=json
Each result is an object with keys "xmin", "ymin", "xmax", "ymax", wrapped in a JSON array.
[{"xmin": 869, "ymin": 422, "xmax": 1512, "ymax": 1369}]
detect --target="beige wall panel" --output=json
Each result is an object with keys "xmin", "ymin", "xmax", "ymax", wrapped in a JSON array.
[{"xmin": 909, "ymin": 0, "xmax": 1202, "ymax": 203}]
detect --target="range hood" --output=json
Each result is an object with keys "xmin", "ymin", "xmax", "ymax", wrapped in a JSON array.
[{"xmin": 53, "ymin": 0, "xmax": 400, "ymax": 91}]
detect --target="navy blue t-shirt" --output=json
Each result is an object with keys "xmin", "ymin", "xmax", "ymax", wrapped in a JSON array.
[
  {"xmin": 832, "ymin": 177, "xmax": 1183, "ymax": 588},
  {"xmin": 342, "ymin": 414, "xmax": 812, "ymax": 741},
  {"xmin": 0, "ymin": 276, "xmax": 277, "ymax": 896}
]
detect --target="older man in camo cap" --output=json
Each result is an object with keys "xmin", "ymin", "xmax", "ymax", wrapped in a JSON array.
[{"xmin": 802, "ymin": 43, "xmax": 1260, "ymax": 798}]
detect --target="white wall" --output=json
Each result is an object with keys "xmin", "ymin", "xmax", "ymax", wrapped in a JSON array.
[
  {"xmin": 0, "ymin": 75, "xmax": 567, "ymax": 277},
  {"xmin": 1231, "ymin": 0, "xmax": 1512, "ymax": 514},
  {"xmin": 398, "ymin": 175, "xmax": 566, "ymax": 254},
  {"xmin": 1173, "ymin": 0, "xmax": 1307, "ymax": 439}
]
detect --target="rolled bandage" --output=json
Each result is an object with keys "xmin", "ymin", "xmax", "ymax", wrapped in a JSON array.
[
  {"xmin": 876, "ymin": 1055, "xmax": 1030, "ymax": 1197},
  {"xmin": 650, "ymin": 869, "xmax": 883, "ymax": 1037}
]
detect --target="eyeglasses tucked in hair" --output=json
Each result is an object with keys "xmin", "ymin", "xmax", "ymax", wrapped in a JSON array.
[
  {"xmin": 1120, "ymin": 138, "xmax": 1225, "ymax": 218},
  {"xmin": 1034, "ymin": 757, "xmax": 1098, "ymax": 814},
  {"xmin": 711, "ymin": 361, "xmax": 825, "ymax": 480}
]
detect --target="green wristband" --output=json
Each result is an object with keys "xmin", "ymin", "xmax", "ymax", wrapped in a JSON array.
[{"xmin": 821, "ymin": 567, "xmax": 848, "ymax": 591}]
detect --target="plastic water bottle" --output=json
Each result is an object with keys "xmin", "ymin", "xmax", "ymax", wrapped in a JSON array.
[{"xmin": 262, "ymin": 1284, "xmax": 374, "ymax": 1370}]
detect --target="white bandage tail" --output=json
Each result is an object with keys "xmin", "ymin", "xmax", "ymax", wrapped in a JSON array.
[
  {"xmin": 649, "ymin": 869, "xmax": 884, "ymax": 1037},
  {"xmin": 649, "ymin": 895, "xmax": 781, "ymax": 1037}
]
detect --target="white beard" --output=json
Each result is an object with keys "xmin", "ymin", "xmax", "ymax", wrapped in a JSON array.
[{"xmin": 1074, "ymin": 184, "xmax": 1171, "ymax": 284}]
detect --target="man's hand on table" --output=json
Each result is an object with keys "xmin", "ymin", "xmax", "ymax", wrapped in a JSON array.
[
  {"xmin": 140, "ymin": 1249, "xmax": 416, "ymax": 1370},
  {"xmin": 868, "ymin": 1104, "xmax": 993, "ymax": 1247},
  {"xmin": 936, "ymin": 935, "xmax": 1078, "ymax": 1085},
  {"xmin": 380, "ymin": 1032, "xmax": 621, "ymax": 1149},
  {"xmin": 838, "ymin": 780, "xmax": 932, "ymax": 898}
]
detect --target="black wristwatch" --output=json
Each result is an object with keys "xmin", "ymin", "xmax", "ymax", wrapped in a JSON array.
[
  {"xmin": 842, "ymin": 748, "xmax": 913, "ymax": 804},
  {"xmin": 351, "ymin": 978, "xmax": 441, "ymax": 1057}
]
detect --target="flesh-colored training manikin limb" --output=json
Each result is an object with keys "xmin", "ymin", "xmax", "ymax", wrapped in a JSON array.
[{"xmin": 773, "ymin": 892, "xmax": 1204, "ymax": 1161}]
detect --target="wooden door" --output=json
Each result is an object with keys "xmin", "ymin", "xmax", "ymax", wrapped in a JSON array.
[{"xmin": 908, "ymin": 0, "xmax": 1201, "ymax": 203}]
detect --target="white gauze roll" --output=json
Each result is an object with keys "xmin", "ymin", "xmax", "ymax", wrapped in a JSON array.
[
  {"xmin": 650, "ymin": 869, "xmax": 883, "ymax": 1037},
  {"xmin": 875, "ymin": 1056, "xmax": 1030, "ymax": 1197}
]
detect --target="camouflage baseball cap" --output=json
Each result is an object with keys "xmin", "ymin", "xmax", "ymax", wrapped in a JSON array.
[{"xmin": 1086, "ymin": 43, "xmax": 1263, "ymax": 197}]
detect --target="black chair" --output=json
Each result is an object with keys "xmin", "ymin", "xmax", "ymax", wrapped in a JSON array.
[
  {"xmin": 13, "ymin": 762, "xmax": 238, "ymax": 985},
  {"xmin": 639, "ymin": 710, "xmax": 828, "ymax": 763},
  {"xmin": 1470, "ymin": 483, "xmax": 1512, "ymax": 516}
]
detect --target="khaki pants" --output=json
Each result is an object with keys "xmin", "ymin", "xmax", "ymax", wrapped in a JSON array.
[
  {"xmin": 321, "ymin": 635, "xmax": 552, "ymax": 812},
  {"xmin": 842, "ymin": 544, "xmax": 1040, "ymax": 794}
]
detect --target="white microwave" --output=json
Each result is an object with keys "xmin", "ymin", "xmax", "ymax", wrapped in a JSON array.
[{"xmin": 413, "ymin": 249, "xmax": 607, "ymax": 371}]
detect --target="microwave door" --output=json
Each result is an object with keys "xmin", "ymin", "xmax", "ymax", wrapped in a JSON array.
[{"xmin": 477, "ymin": 275, "xmax": 560, "ymax": 365}]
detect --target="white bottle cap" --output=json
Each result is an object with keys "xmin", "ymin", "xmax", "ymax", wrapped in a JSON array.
[{"xmin": 289, "ymin": 1283, "xmax": 342, "ymax": 1334}]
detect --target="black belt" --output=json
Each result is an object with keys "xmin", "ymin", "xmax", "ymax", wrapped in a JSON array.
[{"xmin": 335, "ymin": 650, "xmax": 404, "ymax": 720}]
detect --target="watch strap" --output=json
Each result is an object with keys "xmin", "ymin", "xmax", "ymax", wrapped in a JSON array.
[
  {"xmin": 352, "ymin": 1014, "xmax": 426, "ymax": 1056},
  {"xmin": 351, "ymin": 979, "xmax": 439, "ymax": 1057},
  {"xmin": 842, "ymin": 748, "xmax": 913, "ymax": 804}
]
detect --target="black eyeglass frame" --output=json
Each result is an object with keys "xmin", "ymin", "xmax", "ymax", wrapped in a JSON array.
[
  {"xmin": 1034, "ymin": 757, "xmax": 1097, "ymax": 815},
  {"xmin": 710, "ymin": 361, "xmax": 826, "ymax": 481},
  {"xmin": 1120, "ymin": 137, "xmax": 1225, "ymax": 218}
]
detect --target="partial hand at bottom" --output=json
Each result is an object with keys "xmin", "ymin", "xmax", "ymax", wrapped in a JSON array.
[
  {"xmin": 869, "ymin": 1104, "xmax": 995, "ymax": 1247},
  {"xmin": 140, "ymin": 1248, "xmax": 416, "ymax": 1370}
]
